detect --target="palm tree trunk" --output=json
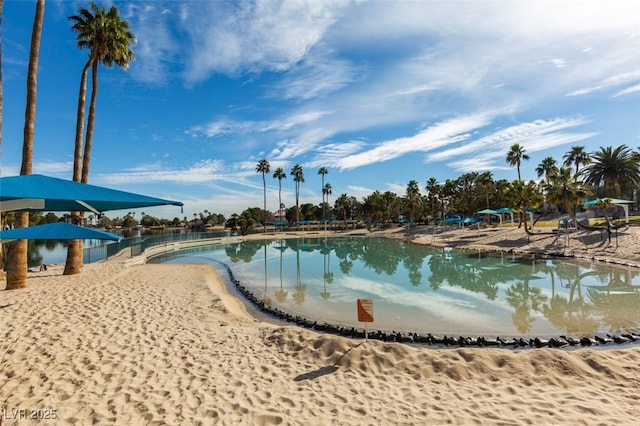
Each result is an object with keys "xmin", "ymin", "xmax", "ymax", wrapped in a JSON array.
[
  {"xmin": 6, "ymin": 0, "xmax": 44, "ymax": 290},
  {"xmin": 81, "ymin": 61, "xmax": 99, "ymax": 183},
  {"xmin": 6, "ymin": 213, "xmax": 29, "ymax": 289},
  {"xmin": 65, "ymin": 56, "xmax": 94, "ymax": 276},
  {"xmin": 262, "ymin": 173, "xmax": 267, "ymax": 233},
  {"xmin": 69, "ymin": 59, "xmax": 100, "ymax": 274},
  {"xmin": 72, "ymin": 57, "xmax": 92, "ymax": 181}
]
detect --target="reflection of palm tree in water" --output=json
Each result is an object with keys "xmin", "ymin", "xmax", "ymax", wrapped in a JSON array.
[
  {"xmin": 262, "ymin": 244, "xmax": 271, "ymax": 306},
  {"xmin": 274, "ymin": 241, "xmax": 288, "ymax": 303},
  {"xmin": 320, "ymin": 241, "xmax": 334, "ymax": 300},
  {"xmin": 587, "ymin": 288, "xmax": 640, "ymax": 334},
  {"xmin": 506, "ymin": 271, "xmax": 548, "ymax": 334},
  {"xmin": 293, "ymin": 247, "xmax": 307, "ymax": 305}
]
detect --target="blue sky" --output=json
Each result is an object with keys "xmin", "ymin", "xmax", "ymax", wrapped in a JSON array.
[{"xmin": 2, "ymin": 0, "xmax": 639, "ymax": 220}]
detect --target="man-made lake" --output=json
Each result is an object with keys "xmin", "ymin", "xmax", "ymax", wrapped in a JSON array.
[{"xmin": 154, "ymin": 236, "xmax": 639, "ymax": 338}]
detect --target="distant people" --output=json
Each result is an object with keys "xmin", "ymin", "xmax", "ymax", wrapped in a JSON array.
[{"xmin": 39, "ymin": 264, "xmax": 48, "ymax": 272}]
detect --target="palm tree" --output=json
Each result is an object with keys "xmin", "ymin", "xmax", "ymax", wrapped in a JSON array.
[
  {"xmin": 318, "ymin": 167, "xmax": 328, "ymax": 218},
  {"xmin": 322, "ymin": 183, "xmax": 332, "ymax": 218},
  {"xmin": 545, "ymin": 167, "xmax": 589, "ymax": 219},
  {"xmin": 5, "ymin": 0, "xmax": 44, "ymax": 290},
  {"xmin": 69, "ymin": 2, "xmax": 135, "ymax": 183},
  {"xmin": 255, "ymin": 159, "xmax": 270, "ymax": 232},
  {"xmin": 65, "ymin": 2, "xmax": 135, "ymax": 275},
  {"xmin": 336, "ymin": 193, "xmax": 354, "ymax": 229},
  {"xmin": 535, "ymin": 156, "xmax": 558, "ymax": 184},
  {"xmin": 563, "ymin": 145, "xmax": 591, "ymax": 176},
  {"xmin": 504, "ymin": 180, "xmax": 544, "ymax": 236},
  {"xmin": 425, "ymin": 177, "xmax": 441, "ymax": 220},
  {"xmin": 476, "ymin": 172, "xmax": 494, "ymax": 210},
  {"xmin": 272, "ymin": 167, "xmax": 286, "ymax": 224},
  {"xmin": 405, "ymin": 180, "xmax": 421, "ymax": 224},
  {"xmin": 506, "ymin": 143, "xmax": 530, "ymax": 181},
  {"xmin": 582, "ymin": 145, "xmax": 640, "ymax": 198},
  {"xmin": 290, "ymin": 164, "xmax": 304, "ymax": 224}
]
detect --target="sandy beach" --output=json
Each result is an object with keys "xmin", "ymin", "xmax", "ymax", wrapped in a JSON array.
[{"xmin": 2, "ymin": 226, "xmax": 640, "ymax": 425}]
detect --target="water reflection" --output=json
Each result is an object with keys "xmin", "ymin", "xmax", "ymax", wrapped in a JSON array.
[{"xmin": 157, "ymin": 237, "xmax": 640, "ymax": 338}]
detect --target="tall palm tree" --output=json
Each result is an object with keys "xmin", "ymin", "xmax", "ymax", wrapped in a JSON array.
[
  {"xmin": 5, "ymin": 0, "xmax": 44, "ymax": 290},
  {"xmin": 70, "ymin": 2, "xmax": 135, "ymax": 183},
  {"xmin": 318, "ymin": 166, "xmax": 328, "ymax": 218},
  {"xmin": 272, "ymin": 167, "xmax": 286, "ymax": 224},
  {"xmin": 582, "ymin": 145, "xmax": 640, "ymax": 198},
  {"xmin": 425, "ymin": 177, "xmax": 441, "ymax": 220},
  {"xmin": 506, "ymin": 143, "xmax": 529, "ymax": 181},
  {"xmin": 476, "ymin": 172, "xmax": 494, "ymax": 210},
  {"xmin": 290, "ymin": 164, "xmax": 304, "ymax": 224},
  {"xmin": 336, "ymin": 193, "xmax": 353, "ymax": 229},
  {"xmin": 322, "ymin": 183, "xmax": 332, "ymax": 217},
  {"xmin": 65, "ymin": 2, "xmax": 135, "ymax": 275},
  {"xmin": 405, "ymin": 180, "xmax": 421, "ymax": 223},
  {"xmin": 535, "ymin": 156, "xmax": 558, "ymax": 184},
  {"xmin": 563, "ymin": 145, "xmax": 591, "ymax": 176},
  {"xmin": 255, "ymin": 159, "xmax": 270, "ymax": 232}
]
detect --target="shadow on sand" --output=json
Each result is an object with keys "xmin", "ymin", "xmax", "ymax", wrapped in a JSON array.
[{"xmin": 293, "ymin": 343, "xmax": 362, "ymax": 381}]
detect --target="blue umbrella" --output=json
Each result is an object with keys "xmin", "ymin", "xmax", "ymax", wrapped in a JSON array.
[
  {"xmin": 0, "ymin": 222, "xmax": 122, "ymax": 242},
  {"xmin": 0, "ymin": 174, "xmax": 183, "ymax": 214}
]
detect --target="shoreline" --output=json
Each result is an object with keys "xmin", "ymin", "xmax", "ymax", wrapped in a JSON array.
[{"xmin": 2, "ymin": 226, "xmax": 640, "ymax": 424}]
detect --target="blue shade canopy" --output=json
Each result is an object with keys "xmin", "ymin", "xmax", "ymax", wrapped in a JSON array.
[
  {"xmin": 0, "ymin": 174, "xmax": 183, "ymax": 214},
  {"xmin": 0, "ymin": 222, "xmax": 122, "ymax": 242},
  {"xmin": 581, "ymin": 198, "xmax": 633, "ymax": 206}
]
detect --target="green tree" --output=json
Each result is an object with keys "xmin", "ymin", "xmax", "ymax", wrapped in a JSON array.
[
  {"xmin": 272, "ymin": 167, "xmax": 286, "ymax": 223},
  {"xmin": 65, "ymin": 2, "xmax": 135, "ymax": 275},
  {"xmin": 255, "ymin": 159, "xmax": 270, "ymax": 232},
  {"xmin": 336, "ymin": 193, "xmax": 356, "ymax": 229},
  {"xmin": 290, "ymin": 164, "xmax": 304, "ymax": 224},
  {"xmin": 563, "ymin": 145, "xmax": 591, "ymax": 176},
  {"xmin": 504, "ymin": 180, "xmax": 544, "ymax": 236},
  {"xmin": 318, "ymin": 166, "xmax": 328, "ymax": 218},
  {"xmin": 405, "ymin": 180, "xmax": 421, "ymax": 223},
  {"xmin": 545, "ymin": 166, "xmax": 589, "ymax": 218},
  {"xmin": 506, "ymin": 143, "xmax": 530, "ymax": 181},
  {"xmin": 425, "ymin": 177, "xmax": 442, "ymax": 221},
  {"xmin": 322, "ymin": 183, "xmax": 332, "ymax": 217},
  {"xmin": 5, "ymin": 0, "xmax": 44, "ymax": 290},
  {"xmin": 535, "ymin": 156, "xmax": 558, "ymax": 184},
  {"xmin": 477, "ymin": 172, "xmax": 494, "ymax": 210},
  {"xmin": 362, "ymin": 190, "xmax": 385, "ymax": 228},
  {"xmin": 582, "ymin": 145, "xmax": 640, "ymax": 199}
]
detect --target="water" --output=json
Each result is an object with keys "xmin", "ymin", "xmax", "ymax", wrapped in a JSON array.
[
  {"xmin": 15, "ymin": 239, "xmax": 112, "ymax": 268},
  {"xmin": 152, "ymin": 236, "xmax": 640, "ymax": 338}
]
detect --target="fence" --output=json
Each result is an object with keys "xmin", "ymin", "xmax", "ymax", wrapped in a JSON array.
[{"xmin": 82, "ymin": 230, "xmax": 231, "ymax": 264}]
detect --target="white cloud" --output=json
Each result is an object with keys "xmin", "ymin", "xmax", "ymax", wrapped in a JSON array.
[
  {"xmin": 427, "ymin": 117, "xmax": 593, "ymax": 163},
  {"xmin": 180, "ymin": 0, "xmax": 352, "ymax": 83},
  {"xmin": 568, "ymin": 70, "xmax": 640, "ymax": 97},
  {"xmin": 99, "ymin": 159, "xmax": 226, "ymax": 184},
  {"xmin": 330, "ymin": 113, "xmax": 494, "ymax": 170}
]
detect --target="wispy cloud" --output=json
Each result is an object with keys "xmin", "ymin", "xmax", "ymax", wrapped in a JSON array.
[
  {"xmin": 99, "ymin": 159, "xmax": 227, "ymax": 184},
  {"xmin": 329, "ymin": 113, "xmax": 494, "ymax": 170},
  {"xmin": 427, "ymin": 117, "xmax": 593, "ymax": 162},
  {"xmin": 568, "ymin": 71, "xmax": 640, "ymax": 97}
]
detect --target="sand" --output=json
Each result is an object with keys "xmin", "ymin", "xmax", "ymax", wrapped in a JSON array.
[{"xmin": 1, "ymin": 225, "xmax": 640, "ymax": 425}]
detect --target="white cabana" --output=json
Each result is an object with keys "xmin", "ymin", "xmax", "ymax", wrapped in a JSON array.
[
  {"xmin": 581, "ymin": 198, "xmax": 633, "ymax": 224},
  {"xmin": 475, "ymin": 209, "xmax": 502, "ymax": 227}
]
